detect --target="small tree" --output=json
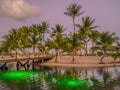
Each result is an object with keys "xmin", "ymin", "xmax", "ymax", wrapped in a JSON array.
[
  {"xmin": 48, "ymin": 24, "xmax": 66, "ymax": 62},
  {"xmin": 93, "ymin": 32, "xmax": 117, "ymax": 63},
  {"xmin": 76, "ymin": 16, "xmax": 98, "ymax": 56},
  {"xmin": 62, "ymin": 33, "xmax": 80, "ymax": 62},
  {"xmin": 112, "ymin": 41, "xmax": 120, "ymax": 62},
  {"xmin": 90, "ymin": 30, "xmax": 100, "ymax": 54}
]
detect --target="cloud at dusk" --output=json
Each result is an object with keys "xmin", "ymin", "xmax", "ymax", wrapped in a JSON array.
[{"xmin": 0, "ymin": 0, "xmax": 41, "ymax": 21}]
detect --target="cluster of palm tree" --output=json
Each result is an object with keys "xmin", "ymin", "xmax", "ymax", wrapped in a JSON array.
[
  {"xmin": 0, "ymin": 3, "xmax": 120, "ymax": 63},
  {"xmin": 0, "ymin": 22, "xmax": 49, "ymax": 59}
]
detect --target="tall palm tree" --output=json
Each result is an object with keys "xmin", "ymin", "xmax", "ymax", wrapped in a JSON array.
[
  {"xmin": 64, "ymin": 3, "xmax": 84, "ymax": 62},
  {"xmin": 50, "ymin": 24, "xmax": 66, "ymax": 62},
  {"xmin": 77, "ymin": 16, "xmax": 98, "ymax": 56}
]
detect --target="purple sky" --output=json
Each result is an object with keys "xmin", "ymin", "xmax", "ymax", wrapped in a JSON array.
[{"xmin": 0, "ymin": 0, "xmax": 120, "ymax": 40}]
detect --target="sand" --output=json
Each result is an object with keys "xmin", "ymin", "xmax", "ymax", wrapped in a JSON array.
[
  {"xmin": 0, "ymin": 55, "xmax": 120, "ymax": 68},
  {"xmin": 40, "ymin": 56, "xmax": 120, "ymax": 68}
]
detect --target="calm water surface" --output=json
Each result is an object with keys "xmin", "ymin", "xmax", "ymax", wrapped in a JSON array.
[{"xmin": 0, "ymin": 63, "xmax": 120, "ymax": 90}]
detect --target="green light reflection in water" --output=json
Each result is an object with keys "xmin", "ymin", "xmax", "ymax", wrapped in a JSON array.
[
  {"xmin": 0, "ymin": 66, "xmax": 119, "ymax": 90},
  {"xmin": 58, "ymin": 78, "xmax": 88, "ymax": 88},
  {"xmin": 0, "ymin": 70, "xmax": 38, "ymax": 81},
  {"xmin": 0, "ymin": 70, "xmax": 90, "ymax": 90}
]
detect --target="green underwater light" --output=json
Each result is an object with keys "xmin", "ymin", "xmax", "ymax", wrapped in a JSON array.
[
  {"xmin": 66, "ymin": 79, "xmax": 80, "ymax": 87},
  {"xmin": 58, "ymin": 78, "xmax": 88, "ymax": 88},
  {"xmin": 0, "ymin": 71, "xmax": 37, "ymax": 81}
]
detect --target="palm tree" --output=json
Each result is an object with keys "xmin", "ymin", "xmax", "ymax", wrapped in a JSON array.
[
  {"xmin": 50, "ymin": 24, "xmax": 66, "ymax": 62},
  {"xmin": 2, "ymin": 34, "xmax": 13, "ymax": 56},
  {"xmin": 37, "ymin": 21, "xmax": 49, "ymax": 40},
  {"xmin": 94, "ymin": 32, "xmax": 117, "ymax": 63},
  {"xmin": 112, "ymin": 41, "xmax": 120, "ymax": 61},
  {"xmin": 29, "ymin": 25, "xmax": 40, "ymax": 57},
  {"xmin": 64, "ymin": 3, "xmax": 84, "ymax": 61},
  {"xmin": 17, "ymin": 26, "xmax": 30, "ymax": 56},
  {"xmin": 77, "ymin": 16, "xmax": 98, "ymax": 56},
  {"xmin": 38, "ymin": 21, "xmax": 50, "ymax": 56},
  {"xmin": 62, "ymin": 33, "xmax": 80, "ymax": 59},
  {"xmin": 0, "ymin": 42, "xmax": 6, "ymax": 58},
  {"xmin": 89, "ymin": 30, "xmax": 100, "ymax": 54},
  {"xmin": 8, "ymin": 29, "xmax": 21, "ymax": 59},
  {"xmin": 115, "ymin": 41, "xmax": 120, "ymax": 61},
  {"xmin": 41, "ymin": 21, "xmax": 50, "ymax": 38},
  {"xmin": 75, "ymin": 32, "xmax": 85, "ymax": 56},
  {"xmin": 62, "ymin": 36, "xmax": 73, "ymax": 55}
]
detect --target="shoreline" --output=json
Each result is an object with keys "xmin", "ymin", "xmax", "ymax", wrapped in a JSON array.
[
  {"xmin": 40, "ymin": 63, "xmax": 120, "ymax": 68},
  {"xmin": 40, "ymin": 56, "xmax": 120, "ymax": 68},
  {"xmin": 0, "ymin": 55, "xmax": 120, "ymax": 68}
]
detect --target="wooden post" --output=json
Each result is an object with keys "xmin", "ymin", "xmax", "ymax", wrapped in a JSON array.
[{"xmin": 0, "ymin": 62, "xmax": 7, "ymax": 71}]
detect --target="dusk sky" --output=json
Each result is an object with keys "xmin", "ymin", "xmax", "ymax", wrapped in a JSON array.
[{"xmin": 0, "ymin": 0, "xmax": 120, "ymax": 40}]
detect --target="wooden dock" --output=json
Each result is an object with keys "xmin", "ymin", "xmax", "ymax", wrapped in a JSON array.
[{"xmin": 0, "ymin": 56, "xmax": 54, "ymax": 71}]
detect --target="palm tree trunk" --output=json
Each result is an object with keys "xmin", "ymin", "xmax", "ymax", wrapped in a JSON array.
[
  {"xmin": 1, "ymin": 52, "xmax": 4, "ymax": 59},
  {"xmin": 92, "ymin": 42, "xmax": 95, "ymax": 55},
  {"xmin": 32, "ymin": 46, "xmax": 35, "ymax": 65},
  {"xmin": 42, "ymin": 47, "xmax": 45, "ymax": 56},
  {"xmin": 33, "ymin": 45, "xmax": 35, "ymax": 57},
  {"xmin": 72, "ymin": 52, "xmax": 75, "ymax": 63},
  {"xmin": 100, "ymin": 51, "xmax": 106, "ymax": 64},
  {"xmin": 84, "ymin": 69, "xmax": 88, "ymax": 79},
  {"xmin": 55, "ymin": 49, "xmax": 58, "ymax": 63},
  {"xmin": 92, "ymin": 69, "xmax": 95, "ymax": 77},
  {"xmin": 85, "ymin": 41, "xmax": 88, "ymax": 56},
  {"xmin": 72, "ymin": 17, "xmax": 75, "ymax": 63},
  {"xmin": 72, "ymin": 17, "xmax": 75, "ymax": 35},
  {"xmin": 9, "ymin": 50, "xmax": 12, "ymax": 57},
  {"xmin": 28, "ymin": 51, "xmax": 30, "ymax": 58},
  {"xmin": 23, "ymin": 49, "xmax": 27, "ymax": 55},
  {"xmin": 15, "ymin": 49, "xmax": 18, "ymax": 59},
  {"xmin": 42, "ymin": 33, "xmax": 45, "ymax": 56},
  {"xmin": 79, "ymin": 49, "xmax": 82, "ymax": 56}
]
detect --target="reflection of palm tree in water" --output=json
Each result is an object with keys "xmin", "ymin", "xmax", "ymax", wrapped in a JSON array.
[
  {"xmin": 70, "ymin": 68, "xmax": 78, "ymax": 78},
  {"xmin": 40, "ymin": 72, "xmax": 49, "ymax": 90},
  {"xmin": 97, "ymin": 67, "xmax": 105, "ymax": 75},
  {"xmin": 103, "ymin": 71, "xmax": 112, "ymax": 85},
  {"xmin": 84, "ymin": 69, "xmax": 88, "ymax": 79}
]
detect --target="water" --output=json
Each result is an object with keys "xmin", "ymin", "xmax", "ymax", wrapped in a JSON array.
[{"xmin": 0, "ymin": 63, "xmax": 120, "ymax": 90}]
